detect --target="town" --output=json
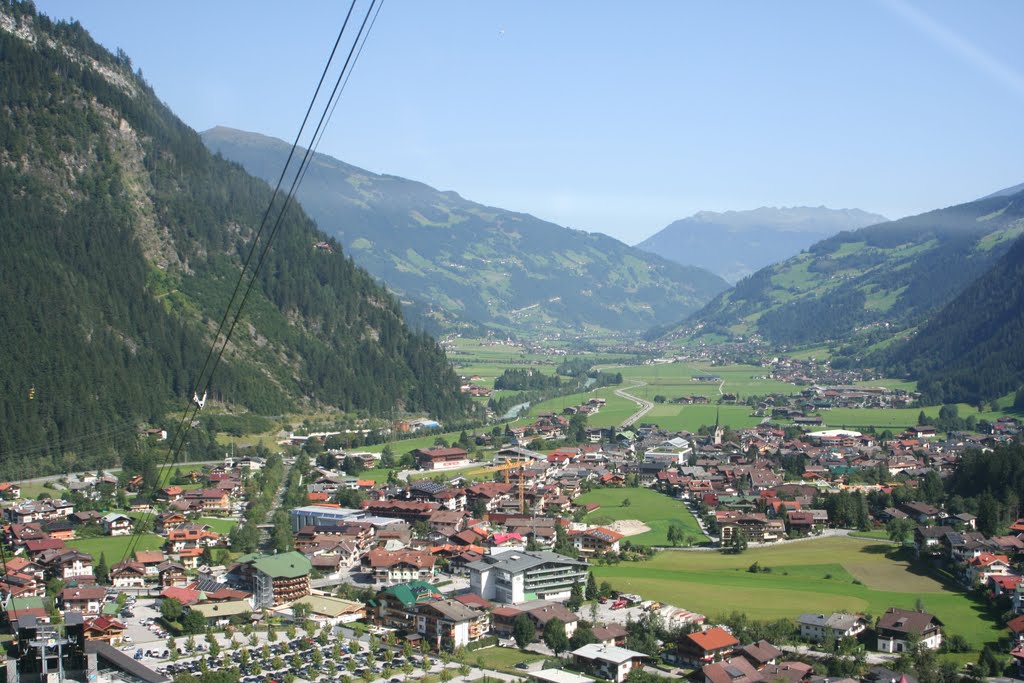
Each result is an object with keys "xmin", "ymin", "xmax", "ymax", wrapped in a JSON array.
[{"xmin": 2, "ymin": 409, "xmax": 1023, "ymax": 683}]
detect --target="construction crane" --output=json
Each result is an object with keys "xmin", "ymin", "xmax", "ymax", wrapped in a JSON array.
[{"xmin": 474, "ymin": 459, "xmax": 529, "ymax": 514}]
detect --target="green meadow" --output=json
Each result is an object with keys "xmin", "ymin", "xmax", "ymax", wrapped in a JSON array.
[
  {"xmin": 575, "ymin": 487, "xmax": 707, "ymax": 545},
  {"xmin": 67, "ymin": 534, "xmax": 164, "ymax": 562},
  {"xmin": 592, "ymin": 536, "xmax": 1002, "ymax": 649}
]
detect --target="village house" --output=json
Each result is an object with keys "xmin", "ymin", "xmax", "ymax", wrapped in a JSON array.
[
  {"xmin": 797, "ymin": 612, "xmax": 867, "ymax": 643},
  {"xmin": 100, "ymin": 513, "xmax": 133, "ymax": 536},
  {"xmin": 677, "ymin": 627, "xmax": 740, "ymax": 666},
  {"xmin": 109, "ymin": 561, "xmax": 147, "ymax": 588},
  {"xmin": 571, "ymin": 643, "xmax": 648, "ymax": 683},
  {"xmin": 416, "ymin": 447, "xmax": 470, "ymax": 471},
  {"xmin": 876, "ymin": 608, "xmax": 943, "ymax": 653},
  {"xmin": 59, "ymin": 586, "xmax": 105, "ymax": 616},
  {"xmin": 569, "ymin": 527, "xmax": 624, "ymax": 556},
  {"xmin": 361, "ymin": 547, "xmax": 436, "ymax": 585}
]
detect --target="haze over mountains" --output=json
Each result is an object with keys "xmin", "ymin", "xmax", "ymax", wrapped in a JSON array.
[
  {"xmin": 635, "ymin": 207, "xmax": 887, "ymax": 283},
  {"xmin": 680, "ymin": 184, "xmax": 1024, "ymax": 402},
  {"xmin": 202, "ymin": 127, "xmax": 729, "ymax": 335}
]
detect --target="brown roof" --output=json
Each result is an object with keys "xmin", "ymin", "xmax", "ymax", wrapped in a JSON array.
[
  {"xmin": 591, "ymin": 624, "xmax": 629, "ymax": 641},
  {"xmin": 363, "ymin": 547, "xmax": 435, "ymax": 569},
  {"xmin": 703, "ymin": 657, "xmax": 762, "ymax": 683},
  {"xmin": 877, "ymin": 608, "xmax": 942, "ymax": 635}
]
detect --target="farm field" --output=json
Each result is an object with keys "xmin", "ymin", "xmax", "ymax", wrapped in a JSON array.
[
  {"xmin": 67, "ymin": 533, "xmax": 164, "ymax": 561},
  {"xmin": 575, "ymin": 488, "xmax": 707, "ymax": 546},
  {"xmin": 592, "ymin": 536, "xmax": 1002, "ymax": 649},
  {"xmin": 801, "ymin": 403, "xmax": 1010, "ymax": 430}
]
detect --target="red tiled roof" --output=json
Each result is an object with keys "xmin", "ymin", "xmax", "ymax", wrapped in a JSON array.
[{"xmin": 687, "ymin": 627, "xmax": 739, "ymax": 652}]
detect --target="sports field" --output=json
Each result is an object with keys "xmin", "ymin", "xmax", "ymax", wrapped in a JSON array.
[
  {"xmin": 592, "ymin": 536, "xmax": 1002, "ymax": 648},
  {"xmin": 575, "ymin": 488, "xmax": 707, "ymax": 546}
]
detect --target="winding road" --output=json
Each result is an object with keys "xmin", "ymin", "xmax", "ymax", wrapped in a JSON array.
[{"xmin": 616, "ymin": 381, "xmax": 654, "ymax": 427}]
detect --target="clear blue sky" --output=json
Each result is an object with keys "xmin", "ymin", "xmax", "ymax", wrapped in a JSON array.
[{"xmin": 35, "ymin": 0, "xmax": 1024, "ymax": 243}]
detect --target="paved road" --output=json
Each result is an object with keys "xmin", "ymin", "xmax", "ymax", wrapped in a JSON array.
[
  {"xmin": 655, "ymin": 528, "xmax": 857, "ymax": 551},
  {"xmin": 616, "ymin": 382, "xmax": 654, "ymax": 428},
  {"xmin": 780, "ymin": 643, "xmax": 897, "ymax": 666}
]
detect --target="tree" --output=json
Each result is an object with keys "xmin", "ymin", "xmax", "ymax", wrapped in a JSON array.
[
  {"xmin": 622, "ymin": 498, "xmax": 632, "ymax": 508},
  {"xmin": 886, "ymin": 517, "xmax": 915, "ymax": 545},
  {"xmin": 569, "ymin": 623, "xmax": 597, "ymax": 650},
  {"xmin": 585, "ymin": 572, "xmax": 598, "ymax": 600},
  {"xmin": 161, "ymin": 598, "xmax": 184, "ymax": 623},
  {"xmin": 730, "ymin": 530, "xmax": 748, "ymax": 554},
  {"xmin": 542, "ymin": 618, "xmax": 569, "ymax": 655},
  {"xmin": 977, "ymin": 492, "xmax": 1001, "ymax": 536},
  {"xmin": 178, "ymin": 609, "xmax": 206, "ymax": 635},
  {"xmin": 512, "ymin": 614, "xmax": 536, "ymax": 649},
  {"xmin": 567, "ymin": 581, "xmax": 584, "ymax": 611},
  {"xmin": 293, "ymin": 602, "xmax": 312, "ymax": 620},
  {"xmin": 666, "ymin": 522, "xmax": 686, "ymax": 547},
  {"xmin": 207, "ymin": 633, "xmax": 221, "ymax": 658},
  {"xmin": 95, "ymin": 552, "xmax": 109, "ymax": 584}
]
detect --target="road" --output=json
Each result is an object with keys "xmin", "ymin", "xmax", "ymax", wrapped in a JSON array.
[
  {"xmin": 780, "ymin": 644, "xmax": 898, "ymax": 666},
  {"xmin": 655, "ymin": 528, "xmax": 857, "ymax": 551},
  {"xmin": 616, "ymin": 382, "xmax": 654, "ymax": 428}
]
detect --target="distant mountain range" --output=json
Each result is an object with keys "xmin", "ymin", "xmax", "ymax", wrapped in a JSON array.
[
  {"xmin": 202, "ymin": 127, "xmax": 730, "ymax": 335},
  {"xmin": 679, "ymin": 185, "xmax": 1024, "ymax": 356},
  {"xmin": 635, "ymin": 207, "xmax": 887, "ymax": 283}
]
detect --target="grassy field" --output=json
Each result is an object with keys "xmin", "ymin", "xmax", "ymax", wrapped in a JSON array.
[
  {"xmin": 575, "ymin": 488, "xmax": 707, "ymax": 546},
  {"xmin": 197, "ymin": 517, "xmax": 238, "ymax": 534},
  {"xmin": 67, "ymin": 533, "xmax": 164, "ymax": 561},
  {"xmin": 592, "ymin": 536, "xmax": 1002, "ymax": 649},
  {"xmin": 469, "ymin": 646, "xmax": 545, "ymax": 673}
]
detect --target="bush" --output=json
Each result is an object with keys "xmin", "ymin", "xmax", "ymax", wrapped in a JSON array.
[{"xmin": 465, "ymin": 636, "xmax": 498, "ymax": 652}]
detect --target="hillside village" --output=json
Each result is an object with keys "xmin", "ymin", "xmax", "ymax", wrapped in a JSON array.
[{"xmin": 2, "ymin": 415, "xmax": 1023, "ymax": 683}]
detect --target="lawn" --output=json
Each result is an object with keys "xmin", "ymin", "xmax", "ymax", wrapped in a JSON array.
[
  {"xmin": 469, "ymin": 646, "xmax": 545, "ymax": 673},
  {"xmin": 592, "ymin": 536, "xmax": 1003, "ymax": 649},
  {"xmin": 197, "ymin": 517, "xmax": 238, "ymax": 534},
  {"xmin": 575, "ymin": 487, "xmax": 707, "ymax": 546},
  {"xmin": 67, "ymin": 533, "xmax": 164, "ymax": 562}
]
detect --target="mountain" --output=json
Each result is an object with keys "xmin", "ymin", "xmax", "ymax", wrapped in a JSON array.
[
  {"xmin": 983, "ymin": 182, "xmax": 1024, "ymax": 200},
  {"xmin": 635, "ymin": 206, "xmax": 887, "ymax": 283},
  {"xmin": 202, "ymin": 127, "xmax": 729, "ymax": 335},
  {"xmin": 0, "ymin": 3, "xmax": 468, "ymax": 477},
  {"xmin": 680, "ymin": 187, "xmax": 1024, "ymax": 350},
  {"xmin": 883, "ymin": 233, "xmax": 1024, "ymax": 406}
]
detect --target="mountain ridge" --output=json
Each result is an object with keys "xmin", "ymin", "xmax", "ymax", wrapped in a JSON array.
[
  {"xmin": 675, "ymin": 185, "xmax": 1024, "ymax": 352},
  {"xmin": 202, "ymin": 126, "xmax": 730, "ymax": 335},
  {"xmin": 0, "ymin": 3, "xmax": 468, "ymax": 476},
  {"xmin": 882, "ymin": 233, "xmax": 1024, "ymax": 406},
  {"xmin": 635, "ymin": 206, "xmax": 887, "ymax": 283}
]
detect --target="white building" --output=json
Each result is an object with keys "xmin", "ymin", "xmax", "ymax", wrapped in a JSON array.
[
  {"xmin": 571, "ymin": 643, "xmax": 648, "ymax": 683},
  {"xmin": 797, "ymin": 612, "xmax": 867, "ymax": 643},
  {"xmin": 467, "ymin": 550, "xmax": 588, "ymax": 604}
]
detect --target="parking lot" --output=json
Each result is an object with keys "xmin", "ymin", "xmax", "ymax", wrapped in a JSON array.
[{"xmin": 152, "ymin": 633, "xmax": 469, "ymax": 683}]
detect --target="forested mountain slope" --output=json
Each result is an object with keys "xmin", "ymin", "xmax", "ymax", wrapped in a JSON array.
[
  {"xmin": 202, "ymin": 127, "xmax": 730, "ymax": 335},
  {"xmin": 0, "ymin": 3, "xmax": 468, "ymax": 477},
  {"xmin": 882, "ymin": 234, "xmax": 1024, "ymax": 406},
  {"xmin": 635, "ymin": 206, "xmax": 886, "ymax": 283},
  {"xmin": 681, "ymin": 187, "xmax": 1024, "ymax": 350}
]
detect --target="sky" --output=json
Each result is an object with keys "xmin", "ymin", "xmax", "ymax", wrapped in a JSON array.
[{"xmin": 33, "ymin": 0, "xmax": 1024, "ymax": 244}]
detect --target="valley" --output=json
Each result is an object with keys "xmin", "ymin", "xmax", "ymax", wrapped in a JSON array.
[{"xmin": 3, "ymin": 4, "xmax": 1024, "ymax": 683}]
